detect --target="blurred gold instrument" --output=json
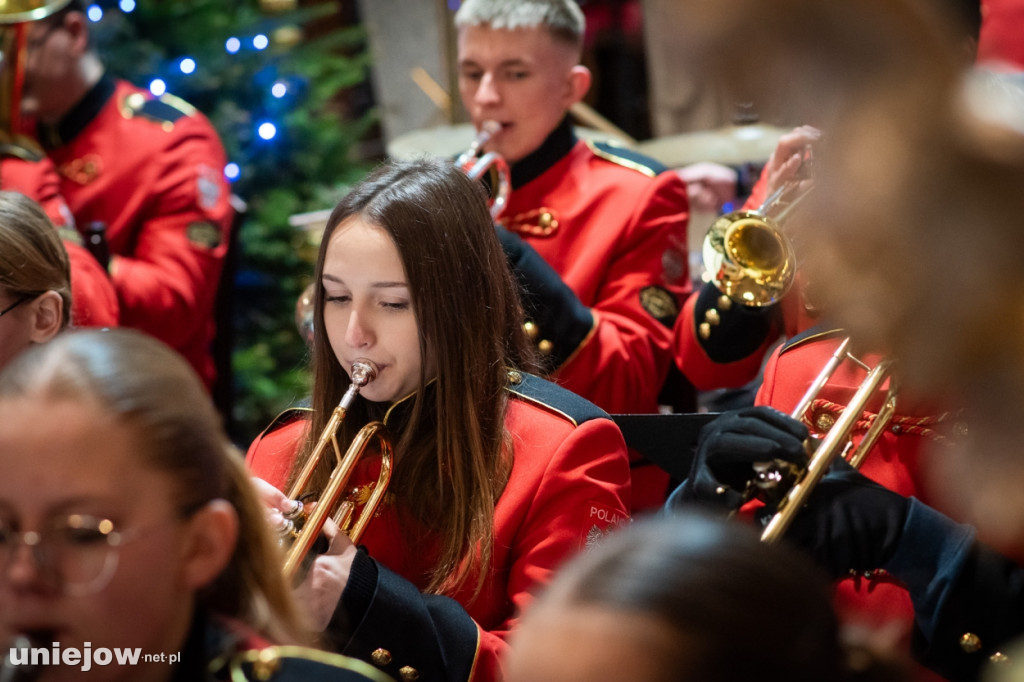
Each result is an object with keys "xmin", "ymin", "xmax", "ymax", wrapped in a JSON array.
[
  {"xmin": 0, "ymin": 0, "xmax": 71, "ymax": 160},
  {"xmin": 701, "ymin": 179, "xmax": 809, "ymax": 307},
  {"xmin": 280, "ymin": 360, "xmax": 393, "ymax": 580},
  {"xmin": 755, "ymin": 338, "xmax": 898, "ymax": 543},
  {"xmin": 455, "ymin": 119, "xmax": 510, "ymax": 218}
]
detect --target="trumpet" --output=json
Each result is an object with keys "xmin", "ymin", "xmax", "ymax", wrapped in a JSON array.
[
  {"xmin": 279, "ymin": 360, "xmax": 393, "ymax": 580},
  {"xmin": 701, "ymin": 178, "xmax": 810, "ymax": 307},
  {"xmin": 754, "ymin": 338, "xmax": 898, "ymax": 543},
  {"xmin": 456, "ymin": 120, "xmax": 511, "ymax": 218}
]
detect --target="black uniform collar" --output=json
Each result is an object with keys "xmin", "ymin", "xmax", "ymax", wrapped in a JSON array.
[
  {"xmin": 38, "ymin": 73, "xmax": 117, "ymax": 150},
  {"xmin": 509, "ymin": 115, "xmax": 577, "ymax": 190},
  {"xmin": 374, "ymin": 378, "xmax": 437, "ymax": 431}
]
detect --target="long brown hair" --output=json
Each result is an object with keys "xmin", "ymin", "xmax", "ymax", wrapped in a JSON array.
[
  {"xmin": 0, "ymin": 328, "xmax": 307, "ymax": 643},
  {"xmin": 298, "ymin": 158, "xmax": 534, "ymax": 595},
  {"xmin": 0, "ymin": 191, "xmax": 71, "ymax": 328}
]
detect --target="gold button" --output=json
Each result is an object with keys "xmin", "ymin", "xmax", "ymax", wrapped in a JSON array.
[
  {"xmin": 699, "ymin": 322, "xmax": 712, "ymax": 339},
  {"xmin": 717, "ymin": 295, "xmax": 733, "ymax": 310},
  {"xmin": 399, "ymin": 666, "xmax": 420, "ymax": 681},
  {"xmin": 704, "ymin": 308, "xmax": 720, "ymax": 325},
  {"xmin": 371, "ymin": 648, "xmax": 392, "ymax": 666},
  {"xmin": 814, "ymin": 412, "xmax": 836, "ymax": 433},
  {"xmin": 538, "ymin": 212, "xmax": 553, "ymax": 228},
  {"xmin": 523, "ymin": 321, "xmax": 539, "ymax": 340},
  {"xmin": 960, "ymin": 633, "xmax": 982, "ymax": 653},
  {"xmin": 508, "ymin": 370, "xmax": 523, "ymax": 385},
  {"xmin": 252, "ymin": 648, "xmax": 281, "ymax": 681},
  {"xmin": 990, "ymin": 652, "xmax": 1009, "ymax": 664},
  {"xmin": 538, "ymin": 339, "xmax": 553, "ymax": 354}
]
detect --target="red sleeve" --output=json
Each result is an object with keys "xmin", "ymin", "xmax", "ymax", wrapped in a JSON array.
[
  {"xmin": 110, "ymin": 117, "xmax": 233, "ymax": 348},
  {"xmin": 743, "ymin": 170, "xmax": 769, "ymax": 211},
  {"xmin": 552, "ymin": 171, "xmax": 690, "ymax": 414},
  {"xmin": 65, "ymin": 243, "xmax": 119, "ymax": 327},
  {"xmin": 245, "ymin": 417, "xmax": 308, "ymax": 490},
  {"xmin": 0, "ymin": 156, "xmax": 118, "ymax": 327},
  {"xmin": 673, "ymin": 288, "xmax": 779, "ymax": 391}
]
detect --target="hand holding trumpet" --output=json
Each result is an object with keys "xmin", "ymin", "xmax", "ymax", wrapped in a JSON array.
[
  {"xmin": 253, "ymin": 476, "xmax": 358, "ymax": 631},
  {"xmin": 759, "ymin": 125, "xmax": 821, "ymax": 202}
]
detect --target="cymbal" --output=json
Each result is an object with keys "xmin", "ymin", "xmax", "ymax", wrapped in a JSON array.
[
  {"xmin": 636, "ymin": 123, "xmax": 790, "ymax": 168},
  {"xmin": 386, "ymin": 123, "xmax": 633, "ymax": 161}
]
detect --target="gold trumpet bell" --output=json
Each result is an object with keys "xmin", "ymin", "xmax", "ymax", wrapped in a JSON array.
[
  {"xmin": 702, "ymin": 210, "xmax": 796, "ymax": 307},
  {"xmin": 0, "ymin": 0, "xmax": 71, "ymax": 24}
]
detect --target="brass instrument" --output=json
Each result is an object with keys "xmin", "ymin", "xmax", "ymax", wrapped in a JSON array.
[
  {"xmin": 755, "ymin": 338, "xmax": 898, "ymax": 543},
  {"xmin": 455, "ymin": 120, "xmax": 510, "ymax": 218},
  {"xmin": 701, "ymin": 179, "xmax": 809, "ymax": 307},
  {"xmin": 280, "ymin": 360, "xmax": 393, "ymax": 580},
  {"xmin": 0, "ymin": 0, "xmax": 72, "ymax": 160}
]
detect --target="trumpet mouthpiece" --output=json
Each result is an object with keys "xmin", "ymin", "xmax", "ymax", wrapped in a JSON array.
[{"xmin": 350, "ymin": 360, "xmax": 379, "ymax": 387}]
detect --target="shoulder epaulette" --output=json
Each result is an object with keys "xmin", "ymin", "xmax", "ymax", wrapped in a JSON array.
[
  {"xmin": 778, "ymin": 324, "xmax": 847, "ymax": 356},
  {"xmin": 219, "ymin": 645, "xmax": 394, "ymax": 681},
  {"xmin": 585, "ymin": 139, "xmax": 665, "ymax": 177},
  {"xmin": 121, "ymin": 91, "xmax": 197, "ymax": 127},
  {"xmin": 505, "ymin": 369, "xmax": 608, "ymax": 427}
]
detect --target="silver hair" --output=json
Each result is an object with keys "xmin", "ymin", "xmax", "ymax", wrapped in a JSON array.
[{"xmin": 455, "ymin": 0, "xmax": 585, "ymax": 45}]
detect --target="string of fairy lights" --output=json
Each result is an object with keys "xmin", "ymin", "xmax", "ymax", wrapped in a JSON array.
[{"xmin": 82, "ymin": 1, "xmax": 288, "ymax": 182}]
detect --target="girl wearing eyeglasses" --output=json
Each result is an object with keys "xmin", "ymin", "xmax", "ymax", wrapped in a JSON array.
[{"xmin": 0, "ymin": 328, "xmax": 388, "ymax": 682}]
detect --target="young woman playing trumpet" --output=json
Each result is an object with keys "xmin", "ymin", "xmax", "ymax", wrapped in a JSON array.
[{"xmin": 247, "ymin": 158, "xmax": 632, "ymax": 682}]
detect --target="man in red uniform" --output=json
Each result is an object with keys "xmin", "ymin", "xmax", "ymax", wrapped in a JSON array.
[
  {"xmin": 19, "ymin": 1, "xmax": 233, "ymax": 387},
  {"xmin": 454, "ymin": 0, "xmax": 690, "ymax": 510}
]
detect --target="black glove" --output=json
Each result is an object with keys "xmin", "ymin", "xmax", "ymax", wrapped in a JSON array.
[
  {"xmin": 669, "ymin": 406, "xmax": 809, "ymax": 514},
  {"xmin": 496, "ymin": 225, "xmax": 593, "ymax": 372},
  {"xmin": 782, "ymin": 458, "xmax": 910, "ymax": 579}
]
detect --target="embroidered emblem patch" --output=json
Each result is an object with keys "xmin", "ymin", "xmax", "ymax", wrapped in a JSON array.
[
  {"xmin": 186, "ymin": 221, "xmax": 222, "ymax": 249},
  {"xmin": 583, "ymin": 501, "xmax": 628, "ymax": 548},
  {"xmin": 196, "ymin": 164, "xmax": 223, "ymax": 211},
  {"xmin": 640, "ymin": 285, "xmax": 679, "ymax": 327}
]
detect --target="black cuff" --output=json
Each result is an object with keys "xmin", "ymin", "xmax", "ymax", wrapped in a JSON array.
[
  {"xmin": 693, "ymin": 282, "xmax": 779, "ymax": 363},
  {"xmin": 497, "ymin": 226, "xmax": 594, "ymax": 371},
  {"xmin": 326, "ymin": 546, "xmax": 378, "ymax": 649}
]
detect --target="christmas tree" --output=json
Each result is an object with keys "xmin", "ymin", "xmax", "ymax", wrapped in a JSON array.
[{"xmin": 88, "ymin": 0, "xmax": 375, "ymax": 443}]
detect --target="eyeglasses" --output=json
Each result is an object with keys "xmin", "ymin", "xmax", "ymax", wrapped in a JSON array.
[
  {"xmin": 0, "ymin": 514, "xmax": 138, "ymax": 596},
  {"xmin": 0, "ymin": 295, "xmax": 32, "ymax": 318}
]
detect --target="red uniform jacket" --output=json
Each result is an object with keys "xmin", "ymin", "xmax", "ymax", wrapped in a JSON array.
[
  {"xmin": 36, "ymin": 75, "xmax": 233, "ymax": 386},
  {"xmin": 500, "ymin": 119, "xmax": 689, "ymax": 511},
  {"xmin": 246, "ymin": 372, "xmax": 631, "ymax": 682},
  {"xmin": 979, "ymin": 0, "xmax": 1024, "ymax": 70},
  {"xmin": 757, "ymin": 328, "xmax": 960, "ymax": 682},
  {"xmin": 0, "ymin": 156, "xmax": 118, "ymax": 328}
]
